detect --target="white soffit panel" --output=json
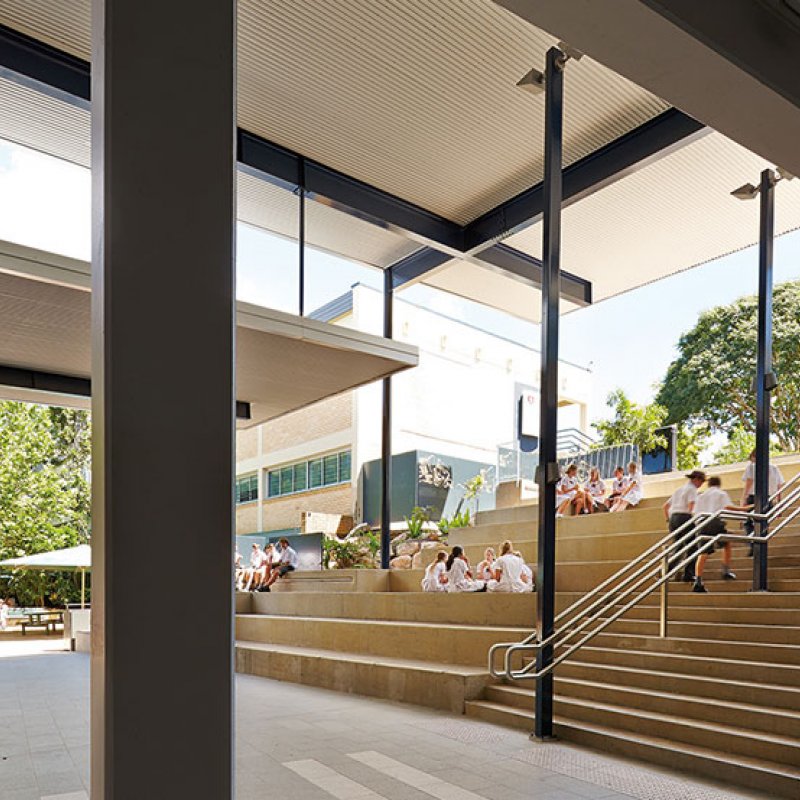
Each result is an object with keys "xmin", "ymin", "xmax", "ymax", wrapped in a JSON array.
[
  {"xmin": 0, "ymin": 0, "xmax": 669, "ymax": 223},
  {"xmin": 505, "ymin": 131, "xmax": 800, "ymax": 303},
  {"xmin": 422, "ymin": 258, "xmax": 577, "ymax": 323},
  {"xmin": 238, "ymin": 172, "xmax": 418, "ymax": 269}
]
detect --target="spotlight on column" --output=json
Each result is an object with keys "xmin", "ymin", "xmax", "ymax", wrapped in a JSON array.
[
  {"xmin": 557, "ymin": 41, "xmax": 584, "ymax": 61},
  {"xmin": 516, "ymin": 67, "xmax": 545, "ymax": 95},
  {"xmin": 777, "ymin": 167, "xmax": 795, "ymax": 182},
  {"xmin": 731, "ymin": 182, "xmax": 760, "ymax": 201}
]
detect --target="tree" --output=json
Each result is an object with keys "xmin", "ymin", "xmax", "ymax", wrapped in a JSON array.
[
  {"xmin": 593, "ymin": 389, "xmax": 668, "ymax": 454},
  {"xmin": 675, "ymin": 423, "xmax": 710, "ymax": 471},
  {"xmin": 657, "ymin": 281, "xmax": 800, "ymax": 452},
  {"xmin": 712, "ymin": 424, "xmax": 781, "ymax": 466},
  {"xmin": 0, "ymin": 402, "xmax": 91, "ymax": 606}
]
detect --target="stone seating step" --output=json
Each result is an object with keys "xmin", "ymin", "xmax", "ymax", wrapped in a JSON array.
[
  {"xmin": 464, "ymin": 700, "xmax": 800, "ymax": 799},
  {"xmin": 235, "ymin": 641, "xmax": 488, "ymax": 713}
]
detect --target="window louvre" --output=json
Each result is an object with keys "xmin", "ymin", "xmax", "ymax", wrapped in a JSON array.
[{"xmin": 263, "ymin": 450, "xmax": 351, "ymax": 498}]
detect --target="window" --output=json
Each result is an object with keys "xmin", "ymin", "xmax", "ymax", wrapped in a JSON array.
[
  {"xmin": 235, "ymin": 474, "xmax": 259, "ymax": 504},
  {"xmin": 266, "ymin": 450, "xmax": 351, "ymax": 498}
]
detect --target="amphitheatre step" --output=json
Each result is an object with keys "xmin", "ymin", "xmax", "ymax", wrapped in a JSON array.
[
  {"xmin": 235, "ymin": 613, "xmax": 528, "ymax": 667},
  {"xmin": 600, "ymin": 616, "xmax": 800, "ymax": 645},
  {"xmin": 605, "ymin": 604, "xmax": 800, "ymax": 626},
  {"xmin": 557, "ymin": 659, "xmax": 800, "ymax": 712},
  {"xmin": 491, "ymin": 677, "xmax": 800, "ymax": 738},
  {"xmin": 616, "ymin": 590, "xmax": 800, "ymax": 608},
  {"xmin": 248, "ymin": 591, "xmax": 536, "ymax": 627},
  {"xmin": 235, "ymin": 642, "xmax": 488, "ymax": 713},
  {"xmin": 464, "ymin": 700, "xmax": 800, "ymax": 799}
]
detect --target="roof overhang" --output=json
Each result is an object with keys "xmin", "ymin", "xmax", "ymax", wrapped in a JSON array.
[{"xmin": 0, "ymin": 240, "xmax": 418, "ymax": 426}]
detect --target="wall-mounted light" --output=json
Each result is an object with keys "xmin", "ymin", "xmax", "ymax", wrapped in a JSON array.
[{"xmin": 516, "ymin": 67, "xmax": 545, "ymax": 95}]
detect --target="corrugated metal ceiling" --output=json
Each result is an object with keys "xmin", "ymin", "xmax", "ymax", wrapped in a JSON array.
[{"xmin": 0, "ymin": 0, "xmax": 669, "ymax": 223}]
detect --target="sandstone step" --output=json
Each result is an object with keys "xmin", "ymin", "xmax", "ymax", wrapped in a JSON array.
[
  {"xmin": 464, "ymin": 700, "xmax": 800, "ymax": 799},
  {"xmin": 557, "ymin": 659, "xmax": 800, "ymax": 712},
  {"xmin": 620, "ymin": 590, "xmax": 800, "ymax": 608},
  {"xmin": 248, "ymin": 591, "xmax": 536, "ymax": 627},
  {"xmin": 491, "ymin": 677, "xmax": 800, "ymax": 738},
  {"xmin": 605, "ymin": 604, "xmax": 800, "ymax": 626},
  {"xmin": 235, "ymin": 642, "xmax": 488, "ymax": 713},
  {"xmin": 601, "ymin": 617, "xmax": 800, "ymax": 645},
  {"xmin": 235, "ymin": 614, "xmax": 528, "ymax": 666}
]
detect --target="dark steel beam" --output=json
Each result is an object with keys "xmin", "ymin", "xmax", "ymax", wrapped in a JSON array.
[
  {"xmin": 534, "ymin": 45, "xmax": 565, "ymax": 742},
  {"xmin": 380, "ymin": 267, "xmax": 394, "ymax": 569},
  {"xmin": 753, "ymin": 168, "xmax": 775, "ymax": 592},
  {"xmin": 0, "ymin": 364, "xmax": 90, "ymax": 397},
  {"xmin": 463, "ymin": 108, "xmax": 706, "ymax": 254},
  {"xmin": 391, "ymin": 249, "xmax": 451, "ymax": 289}
]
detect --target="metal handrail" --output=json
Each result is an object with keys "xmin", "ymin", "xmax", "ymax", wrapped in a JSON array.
[{"xmin": 488, "ymin": 471, "xmax": 800, "ymax": 682}]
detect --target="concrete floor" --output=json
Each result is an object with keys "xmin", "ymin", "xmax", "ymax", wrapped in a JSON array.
[{"xmin": 0, "ymin": 640, "xmax": 768, "ymax": 800}]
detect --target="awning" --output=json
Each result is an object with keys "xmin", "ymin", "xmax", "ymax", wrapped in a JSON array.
[{"xmin": 0, "ymin": 544, "xmax": 91, "ymax": 571}]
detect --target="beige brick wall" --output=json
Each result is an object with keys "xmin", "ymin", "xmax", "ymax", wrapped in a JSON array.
[
  {"xmin": 236, "ymin": 501, "xmax": 260, "ymax": 535},
  {"xmin": 261, "ymin": 483, "xmax": 354, "ymax": 531},
  {"xmin": 236, "ymin": 427, "xmax": 259, "ymax": 461},
  {"xmin": 261, "ymin": 392, "xmax": 353, "ymax": 454}
]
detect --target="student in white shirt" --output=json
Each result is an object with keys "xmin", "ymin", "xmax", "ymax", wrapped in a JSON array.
[
  {"xmin": 663, "ymin": 470, "xmax": 706, "ymax": 582},
  {"xmin": 556, "ymin": 464, "xmax": 585, "ymax": 517},
  {"xmin": 0, "ymin": 598, "xmax": 9, "ymax": 631},
  {"xmin": 243, "ymin": 543, "xmax": 265, "ymax": 592},
  {"xmin": 741, "ymin": 449, "xmax": 785, "ymax": 549},
  {"xmin": 475, "ymin": 547, "xmax": 496, "ymax": 583},
  {"xmin": 693, "ymin": 477, "xmax": 752, "ymax": 593},
  {"xmin": 583, "ymin": 467, "xmax": 607, "ymax": 513},
  {"xmin": 445, "ymin": 546, "xmax": 485, "ymax": 592},
  {"xmin": 514, "ymin": 551, "xmax": 535, "ymax": 592},
  {"xmin": 487, "ymin": 540, "xmax": 527, "ymax": 593},
  {"xmin": 607, "ymin": 466, "xmax": 627, "ymax": 507},
  {"xmin": 610, "ymin": 462, "xmax": 644, "ymax": 512},
  {"xmin": 234, "ymin": 548, "xmax": 244, "ymax": 591},
  {"xmin": 264, "ymin": 538, "xmax": 298, "ymax": 591},
  {"xmin": 421, "ymin": 551, "xmax": 448, "ymax": 592}
]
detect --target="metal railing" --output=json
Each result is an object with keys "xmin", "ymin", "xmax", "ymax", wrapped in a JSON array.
[{"xmin": 489, "ymin": 471, "xmax": 800, "ymax": 682}]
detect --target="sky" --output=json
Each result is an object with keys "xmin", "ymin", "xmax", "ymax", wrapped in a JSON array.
[{"xmin": 2, "ymin": 137, "xmax": 799, "ymax": 427}]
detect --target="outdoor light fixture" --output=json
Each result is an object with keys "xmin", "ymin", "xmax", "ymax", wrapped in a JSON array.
[
  {"xmin": 731, "ymin": 182, "xmax": 760, "ymax": 201},
  {"xmin": 557, "ymin": 41, "xmax": 584, "ymax": 61},
  {"xmin": 516, "ymin": 67, "xmax": 545, "ymax": 95}
]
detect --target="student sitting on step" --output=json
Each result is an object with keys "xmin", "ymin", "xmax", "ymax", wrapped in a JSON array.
[
  {"xmin": 556, "ymin": 463, "xmax": 584, "ymax": 517},
  {"xmin": 486, "ymin": 540, "xmax": 527, "ymax": 593},
  {"xmin": 584, "ymin": 467, "xmax": 608, "ymax": 513},
  {"xmin": 693, "ymin": 477, "xmax": 752, "ymax": 593},
  {"xmin": 445, "ymin": 546, "xmax": 486, "ymax": 592},
  {"xmin": 262, "ymin": 538, "xmax": 298, "ymax": 591},
  {"xmin": 515, "ymin": 550, "xmax": 535, "ymax": 591},
  {"xmin": 421, "ymin": 551, "xmax": 448, "ymax": 592},
  {"xmin": 475, "ymin": 547, "xmax": 496, "ymax": 583},
  {"xmin": 610, "ymin": 462, "xmax": 644, "ymax": 512},
  {"xmin": 607, "ymin": 466, "xmax": 627, "ymax": 507}
]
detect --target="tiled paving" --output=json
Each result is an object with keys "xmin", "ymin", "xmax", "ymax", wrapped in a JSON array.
[{"xmin": 0, "ymin": 640, "xmax": 771, "ymax": 800}]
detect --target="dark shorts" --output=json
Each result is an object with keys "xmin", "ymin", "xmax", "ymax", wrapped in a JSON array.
[
  {"xmin": 697, "ymin": 517, "xmax": 727, "ymax": 550},
  {"xmin": 278, "ymin": 564, "xmax": 295, "ymax": 577},
  {"xmin": 669, "ymin": 512, "xmax": 693, "ymax": 533}
]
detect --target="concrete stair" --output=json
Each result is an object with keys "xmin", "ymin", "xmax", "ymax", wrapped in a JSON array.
[{"xmin": 236, "ymin": 455, "xmax": 800, "ymax": 798}]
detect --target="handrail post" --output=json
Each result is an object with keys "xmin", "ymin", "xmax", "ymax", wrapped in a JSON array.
[{"xmin": 659, "ymin": 552, "xmax": 669, "ymax": 638}]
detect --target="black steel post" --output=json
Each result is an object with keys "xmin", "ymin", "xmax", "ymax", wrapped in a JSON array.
[
  {"xmin": 380, "ymin": 267, "xmax": 394, "ymax": 569},
  {"xmin": 534, "ymin": 46, "xmax": 564, "ymax": 741},
  {"xmin": 298, "ymin": 182, "xmax": 306, "ymax": 317},
  {"xmin": 753, "ymin": 168, "xmax": 775, "ymax": 592}
]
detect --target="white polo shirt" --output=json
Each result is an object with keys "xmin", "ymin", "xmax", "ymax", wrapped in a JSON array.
[
  {"xmin": 743, "ymin": 462, "xmax": 784, "ymax": 496},
  {"xmin": 668, "ymin": 481, "xmax": 698, "ymax": 515},
  {"xmin": 695, "ymin": 487, "xmax": 733, "ymax": 516}
]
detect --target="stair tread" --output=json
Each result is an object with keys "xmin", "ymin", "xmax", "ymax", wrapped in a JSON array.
[
  {"xmin": 235, "ymin": 640, "xmax": 488, "ymax": 676},
  {"xmin": 496, "ymin": 675, "xmax": 800, "ymax": 718},
  {"xmin": 237, "ymin": 613, "xmax": 529, "ymax": 633},
  {"xmin": 467, "ymin": 700, "xmax": 800, "ymax": 780},
  {"xmin": 582, "ymin": 642, "xmax": 800, "ymax": 668}
]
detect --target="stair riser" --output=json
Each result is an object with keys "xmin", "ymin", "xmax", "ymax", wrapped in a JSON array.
[
  {"xmin": 235, "ymin": 645, "xmax": 487, "ymax": 713},
  {"xmin": 603, "ymin": 618, "xmax": 800, "ymax": 645},
  {"xmin": 559, "ymin": 697, "xmax": 800, "ymax": 767},
  {"xmin": 236, "ymin": 616, "xmax": 525, "ymax": 667},
  {"xmin": 606, "ymin": 606, "xmax": 800, "ymax": 625}
]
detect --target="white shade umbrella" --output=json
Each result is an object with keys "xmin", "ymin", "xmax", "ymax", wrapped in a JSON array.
[{"xmin": 1, "ymin": 544, "xmax": 91, "ymax": 607}]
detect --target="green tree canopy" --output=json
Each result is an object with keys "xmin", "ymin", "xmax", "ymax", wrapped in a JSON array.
[
  {"xmin": 656, "ymin": 281, "xmax": 800, "ymax": 452},
  {"xmin": 0, "ymin": 402, "xmax": 91, "ymax": 605},
  {"xmin": 593, "ymin": 389, "xmax": 668, "ymax": 454}
]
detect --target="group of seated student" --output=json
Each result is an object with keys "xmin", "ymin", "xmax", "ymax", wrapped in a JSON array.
[
  {"xmin": 421, "ymin": 540, "xmax": 534, "ymax": 593},
  {"xmin": 556, "ymin": 461, "xmax": 644, "ymax": 517},
  {"xmin": 235, "ymin": 538, "xmax": 298, "ymax": 592},
  {"xmin": 665, "ymin": 468, "xmax": 761, "ymax": 593}
]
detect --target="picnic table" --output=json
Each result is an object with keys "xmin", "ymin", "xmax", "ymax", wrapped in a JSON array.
[{"xmin": 8, "ymin": 609, "xmax": 64, "ymax": 635}]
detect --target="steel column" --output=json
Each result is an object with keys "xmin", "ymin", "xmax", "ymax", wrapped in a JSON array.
[
  {"xmin": 753, "ymin": 168, "xmax": 775, "ymax": 592},
  {"xmin": 380, "ymin": 267, "xmax": 394, "ymax": 569},
  {"xmin": 91, "ymin": 0, "xmax": 235, "ymax": 796},
  {"xmin": 534, "ymin": 46, "xmax": 565, "ymax": 741},
  {"xmin": 298, "ymin": 181, "xmax": 306, "ymax": 317}
]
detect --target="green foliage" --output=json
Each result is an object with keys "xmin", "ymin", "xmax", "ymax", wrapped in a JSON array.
[
  {"xmin": 712, "ymin": 425, "xmax": 781, "ymax": 466},
  {"xmin": 656, "ymin": 281, "xmax": 800, "ymax": 452},
  {"xmin": 675, "ymin": 424, "xmax": 710, "ymax": 471},
  {"xmin": 448, "ymin": 509, "xmax": 471, "ymax": 528},
  {"xmin": 593, "ymin": 389, "xmax": 668, "ymax": 454},
  {"xmin": 436, "ymin": 516, "xmax": 450, "ymax": 537},
  {"xmin": 322, "ymin": 528, "xmax": 380, "ymax": 569},
  {"xmin": 0, "ymin": 402, "xmax": 91, "ymax": 606},
  {"xmin": 404, "ymin": 506, "xmax": 431, "ymax": 539}
]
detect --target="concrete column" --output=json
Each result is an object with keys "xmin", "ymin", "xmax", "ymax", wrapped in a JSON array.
[{"xmin": 91, "ymin": 0, "xmax": 235, "ymax": 797}]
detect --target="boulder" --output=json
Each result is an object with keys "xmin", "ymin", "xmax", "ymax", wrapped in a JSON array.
[
  {"xmin": 390, "ymin": 555, "xmax": 413, "ymax": 570},
  {"xmin": 396, "ymin": 541, "xmax": 420, "ymax": 557}
]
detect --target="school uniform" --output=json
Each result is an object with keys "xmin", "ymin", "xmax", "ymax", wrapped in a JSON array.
[
  {"xmin": 668, "ymin": 481, "xmax": 699, "ymax": 581},
  {"xmin": 421, "ymin": 560, "xmax": 447, "ymax": 592},
  {"xmin": 446, "ymin": 557, "xmax": 485, "ymax": 592},
  {"xmin": 585, "ymin": 479, "xmax": 607, "ymax": 509},
  {"xmin": 695, "ymin": 487, "xmax": 733, "ymax": 540},
  {"xmin": 742, "ymin": 462, "xmax": 784, "ymax": 536},
  {"xmin": 624, "ymin": 471, "xmax": 644, "ymax": 506},
  {"xmin": 486, "ymin": 553, "xmax": 527, "ymax": 593},
  {"xmin": 557, "ymin": 474, "xmax": 579, "ymax": 505},
  {"xmin": 608, "ymin": 475, "xmax": 628, "ymax": 504}
]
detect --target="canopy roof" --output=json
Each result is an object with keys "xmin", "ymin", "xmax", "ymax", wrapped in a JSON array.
[
  {"xmin": 0, "ymin": 1, "xmax": 798, "ymax": 322},
  {"xmin": 0, "ymin": 544, "xmax": 91, "ymax": 571},
  {"xmin": 0, "ymin": 240, "xmax": 418, "ymax": 427}
]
